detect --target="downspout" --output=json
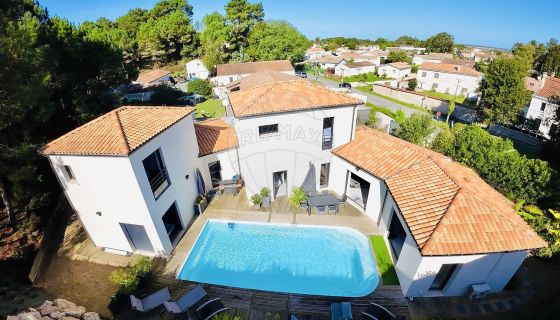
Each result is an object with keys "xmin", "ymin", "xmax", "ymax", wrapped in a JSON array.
[
  {"xmin": 350, "ymin": 104, "xmax": 357, "ymax": 140},
  {"xmin": 377, "ymin": 182, "xmax": 390, "ymax": 227},
  {"xmin": 235, "ymin": 146, "xmax": 242, "ymax": 178}
]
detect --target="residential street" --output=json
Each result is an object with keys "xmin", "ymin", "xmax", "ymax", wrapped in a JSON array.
[{"xmin": 311, "ymin": 74, "xmax": 422, "ymax": 116}]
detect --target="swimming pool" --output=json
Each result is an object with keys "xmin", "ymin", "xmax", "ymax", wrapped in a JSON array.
[{"xmin": 178, "ymin": 220, "xmax": 379, "ymax": 297}]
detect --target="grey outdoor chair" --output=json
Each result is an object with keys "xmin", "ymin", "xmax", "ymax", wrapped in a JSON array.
[
  {"xmin": 361, "ymin": 302, "xmax": 396, "ymax": 320},
  {"xmin": 316, "ymin": 205, "xmax": 327, "ymax": 214},
  {"xmin": 331, "ymin": 302, "xmax": 353, "ymax": 320},
  {"xmin": 328, "ymin": 204, "xmax": 338, "ymax": 213},
  {"xmin": 195, "ymin": 297, "xmax": 228, "ymax": 320},
  {"xmin": 130, "ymin": 287, "xmax": 171, "ymax": 312},
  {"xmin": 163, "ymin": 285, "xmax": 207, "ymax": 314}
]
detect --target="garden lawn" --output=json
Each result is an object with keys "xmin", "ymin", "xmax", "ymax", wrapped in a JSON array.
[
  {"xmin": 343, "ymin": 73, "xmax": 391, "ymax": 83},
  {"xmin": 356, "ymin": 86, "xmax": 428, "ymax": 113},
  {"xmin": 417, "ymin": 90, "xmax": 466, "ymax": 104},
  {"xmin": 195, "ymin": 99, "xmax": 225, "ymax": 118},
  {"xmin": 370, "ymin": 235, "xmax": 399, "ymax": 285}
]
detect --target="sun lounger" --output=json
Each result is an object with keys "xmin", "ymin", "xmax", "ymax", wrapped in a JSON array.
[
  {"xmin": 195, "ymin": 297, "xmax": 228, "ymax": 320},
  {"xmin": 130, "ymin": 287, "xmax": 171, "ymax": 312},
  {"xmin": 163, "ymin": 285, "xmax": 207, "ymax": 314},
  {"xmin": 361, "ymin": 302, "xmax": 396, "ymax": 320},
  {"xmin": 331, "ymin": 302, "xmax": 353, "ymax": 320}
]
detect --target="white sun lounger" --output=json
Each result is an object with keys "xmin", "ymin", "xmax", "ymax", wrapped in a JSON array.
[
  {"xmin": 163, "ymin": 285, "xmax": 207, "ymax": 313},
  {"xmin": 130, "ymin": 287, "xmax": 171, "ymax": 312}
]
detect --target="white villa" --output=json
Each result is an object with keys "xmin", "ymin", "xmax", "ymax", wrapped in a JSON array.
[
  {"xmin": 524, "ymin": 75, "xmax": 560, "ymax": 139},
  {"xmin": 212, "ymin": 60, "xmax": 295, "ymax": 87},
  {"xmin": 417, "ymin": 62, "xmax": 483, "ymax": 97},
  {"xmin": 305, "ymin": 47, "xmax": 328, "ymax": 61},
  {"xmin": 335, "ymin": 61, "xmax": 377, "ymax": 77},
  {"xmin": 124, "ymin": 69, "xmax": 172, "ymax": 102},
  {"xmin": 378, "ymin": 62, "xmax": 412, "ymax": 80},
  {"xmin": 412, "ymin": 53, "xmax": 453, "ymax": 65},
  {"xmin": 311, "ymin": 55, "xmax": 346, "ymax": 70},
  {"xmin": 41, "ymin": 74, "xmax": 545, "ymax": 299},
  {"xmin": 186, "ymin": 58, "xmax": 210, "ymax": 80}
]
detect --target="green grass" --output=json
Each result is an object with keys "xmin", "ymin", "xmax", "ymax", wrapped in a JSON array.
[
  {"xmin": 356, "ymin": 86, "xmax": 428, "ymax": 113},
  {"xmin": 417, "ymin": 90, "xmax": 466, "ymax": 104},
  {"xmin": 370, "ymin": 236, "xmax": 400, "ymax": 285},
  {"xmin": 195, "ymin": 99, "xmax": 225, "ymax": 118},
  {"xmin": 342, "ymin": 72, "xmax": 391, "ymax": 83},
  {"xmin": 365, "ymin": 102, "xmax": 396, "ymax": 119}
]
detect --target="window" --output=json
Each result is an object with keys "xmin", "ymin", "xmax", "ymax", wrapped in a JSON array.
[
  {"xmin": 388, "ymin": 210, "xmax": 407, "ymax": 260},
  {"xmin": 429, "ymin": 264, "xmax": 459, "ymax": 291},
  {"xmin": 434, "ymin": 72, "xmax": 440, "ymax": 78},
  {"xmin": 208, "ymin": 161, "xmax": 222, "ymax": 187},
  {"xmin": 320, "ymin": 163, "xmax": 330, "ymax": 187},
  {"xmin": 541, "ymin": 102, "xmax": 547, "ymax": 111},
  {"xmin": 162, "ymin": 202, "xmax": 183, "ymax": 244},
  {"xmin": 432, "ymin": 83, "xmax": 439, "ymax": 90},
  {"xmin": 421, "ymin": 72, "xmax": 427, "ymax": 78},
  {"xmin": 229, "ymin": 76, "xmax": 233, "ymax": 82},
  {"xmin": 142, "ymin": 149, "xmax": 170, "ymax": 199},
  {"xmin": 258, "ymin": 124, "xmax": 279, "ymax": 136},
  {"xmin": 61, "ymin": 165, "xmax": 76, "ymax": 182},
  {"xmin": 322, "ymin": 117, "xmax": 334, "ymax": 149}
]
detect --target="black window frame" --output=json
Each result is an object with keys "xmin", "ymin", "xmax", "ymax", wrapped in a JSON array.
[
  {"xmin": 434, "ymin": 72, "xmax": 440, "ymax": 78},
  {"xmin": 62, "ymin": 165, "xmax": 75, "ymax": 182},
  {"xmin": 258, "ymin": 124, "xmax": 279, "ymax": 136},
  {"xmin": 541, "ymin": 102, "xmax": 547, "ymax": 111},
  {"xmin": 142, "ymin": 148, "xmax": 170, "ymax": 199},
  {"xmin": 388, "ymin": 210, "xmax": 407, "ymax": 260},
  {"xmin": 429, "ymin": 264, "xmax": 459, "ymax": 291},
  {"xmin": 322, "ymin": 117, "xmax": 334, "ymax": 150},
  {"xmin": 319, "ymin": 163, "xmax": 330, "ymax": 188},
  {"xmin": 421, "ymin": 71, "xmax": 427, "ymax": 78}
]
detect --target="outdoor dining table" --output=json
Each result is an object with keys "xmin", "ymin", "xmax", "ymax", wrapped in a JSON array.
[{"xmin": 307, "ymin": 194, "xmax": 339, "ymax": 215}]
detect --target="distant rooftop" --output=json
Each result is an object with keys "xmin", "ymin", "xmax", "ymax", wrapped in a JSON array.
[
  {"xmin": 216, "ymin": 60, "xmax": 294, "ymax": 76},
  {"xmin": 136, "ymin": 69, "xmax": 171, "ymax": 85},
  {"xmin": 419, "ymin": 62, "xmax": 482, "ymax": 77}
]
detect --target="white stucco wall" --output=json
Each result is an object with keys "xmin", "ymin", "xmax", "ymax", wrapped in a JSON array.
[
  {"xmin": 198, "ymin": 148, "xmax": 240, "ymax": 191},
  {"xmin": 234, "ymin": 106, "xmax": 358, "ymax": 199},
  {"xmin": 417, "ymin": 69, "xmax": 481, "ymax": 97},
  {"xmin": 335, "ymin": 63, "xmax": 377, "ymax": 77},
  {"xmin": 526, "ymin": 95, "xmax": 559, "ymax": 138},
  {"xmin": 48, "ymin": 115, "xmax": 200, "ymax": 257},
  {"xmin": 186, "ymin": 59, "xmax": 210, "ymax": 80},
  {"xmin": 378, "ymin": 65, "xmax": 411, "ymax": 79}
]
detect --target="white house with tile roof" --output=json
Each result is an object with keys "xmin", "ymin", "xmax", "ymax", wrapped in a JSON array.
[
  {"xmin": 417, "ymin": 62, "xmax": 483, "ymax": 97},
  {"xmin": 186, "ymin": 58, "xmax": 210, "ymax": 80},
  {"xmin": 524, "ymin": 75, "xmax": 560, "ymax": 139},
  {"xmin": 378, "ymin": 62, "xmax": 412, "ymax": 80},
  {"xmin": 212, "ymin": 60, "xmax": 295, "ymax": 87}
]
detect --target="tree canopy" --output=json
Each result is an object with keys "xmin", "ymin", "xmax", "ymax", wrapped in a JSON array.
[
  {"xmin": 479, "ymin": 57, "xmax": 532, "ymax": 125},
  {"xmin": 383, "ymin": 50, "xmax": 412, "ymax": 64},
  {"xmin": 425, "ymin": 32, "xmax": 454, "ymax": 53},
  {"xmin": 246, "ymin": 21, "xmax": 310, "ymax": 63}
]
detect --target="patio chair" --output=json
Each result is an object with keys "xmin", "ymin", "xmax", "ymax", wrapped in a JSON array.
[
  {"xmin": 316, "ymin": 205, "xmax": 327, "ymax": 214},
  {"xmin": 300, "ymin": 202, "xmax": 309, "ymax": 210},
  {"xmin": 163, "ymin": 285, "xmax": 207, "ymax": 314},
  {"xmin": 331, "ymin": 302, "xmax": 353, "ymax": 320},
  {"xmin": 328, "ymin": 204, "xmax": 338, "ymax": 214},
  {"xmin": 337, "ymin": 194, "xmax": 347, "ymax": 206},
  {"xmin": 195, "ymin": 297, "xmax": 228, "ymax": 320},
  {"xmin": 130, "ymin": 287, "xmax": 171, "ymax": 312},
  {"xmin": 361, "ymin": 302, "xmax": 396, "ymax": 320}
]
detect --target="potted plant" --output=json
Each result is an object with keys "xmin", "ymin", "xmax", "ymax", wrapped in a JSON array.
[
  {"xmin": 194, "ymin": 195, "xmax": 208, "ymax": 214},
  {"xmin": 289, "ymin": 187, "xmax": 307, "ymax": 208},
  {"xmin": 250, "ymin": 193, "xmax": 263, "ymax": 207},
  {"xmin": 260, "ymin": 187, "xmax": 271, "ymax": 208}
]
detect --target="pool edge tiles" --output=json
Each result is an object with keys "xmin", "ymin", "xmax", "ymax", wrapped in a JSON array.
[{"xmin": 177, "ymin": 219, "xmax": 379, "ymax": 297}]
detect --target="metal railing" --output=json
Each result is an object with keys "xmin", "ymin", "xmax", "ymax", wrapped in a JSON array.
[
  {"xmin": 322, "ymin": 135, "xmax": 333, "ymax": 150},
  {"xmin": 149, "ymin": 170, "xmax": 170, "ymax": 198}
]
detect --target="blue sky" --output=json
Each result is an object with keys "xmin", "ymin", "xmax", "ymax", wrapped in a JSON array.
[{"xmin": 40, "ymin": 0, "xmax": 559, "ymax": 49}]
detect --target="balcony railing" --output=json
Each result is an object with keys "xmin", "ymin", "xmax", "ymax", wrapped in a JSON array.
[
  {"xmin": 149, "ymin": 170, "xmax": 170, "ymax": 198},
  {"xmin": 322, "ymin": 135, "xmax": 333, "ymax": 150}
]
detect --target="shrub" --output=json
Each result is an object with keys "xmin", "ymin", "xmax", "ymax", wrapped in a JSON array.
[
  {"xmin": 407, "ymin": 78, "xmax": 417, "ymax": 90},
  {"xmin": 187, "ymin": 79, "xmax": 213, "ymax": 98},
  {"xmin": 411, "ymin": 64, "xmax": 418, "ymax": 74},
  {"xmin": 366, "ymin": 110, "xmax": 380, "ymax": 129},
  {"xmin": 213, "ymin": 313, "xmax": 242, "ymax": 320},
  {"xmin": 395, "ymin": 113, "xmax": 435, "ymax": 146},
  {"xmin": 393, "ymin": 109, "xmax": 406, "ymax": 124},
  {"xmin": 109, "ymin": 257, "xmax": 153, "ymax": 294},
  {"xmin": 150, "ymin": 85, "xmax": 184, "ymax": 105},
  {"xmin": 289, "ymin": 187, "xmax": 307, "ymax": 207},
  {"xmin": 250, "ymin": 193, "xmax": 263, "ymax": 206},
  {"xmin": 259, "ymin": 187, "xmax": 271, "ymax": 198}
]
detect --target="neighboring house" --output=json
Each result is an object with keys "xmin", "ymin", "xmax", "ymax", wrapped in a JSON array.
[
  {"xmin": 305, "ymin": 47, "xmax": 327, "ymax": 61},
  {"xmin": 226, "ymin": 70, "xmax": 299, "ymax": 92},
  {"xmin": 40, "ymin": 107, "xmax": 199, "ymax": 256},
  {"xmin": 412, "ymin": 53, "xmax": 454, "ymax": 65},
  {"xmin": 386, "ymin": 46, "xmax": 426, "ymax": 54},
  {"xmin": 377, "ymin": 62, "xmax": 412, "ymax": 79},
  {"xmin": 473, "ymin": 51, "xmax": 496, "ymax": 62},
  {"xmin": 525, "ymin": 75, "xmax": 560, "ymax": 139},
  {"xmin": 334, "ymin": 46, "xmax": 350, "ymax": 55},
  {"xmin": 417, "ymin": 62, "xmax": 483, "ymax": 97},
  {"xmin": 186, "ymin": 58, "xmax": 210, "ymax": 80},
  {"xmin": 335, "ymin": 61, "xmax": 377, "ymax": 77},
  {"xmin": 356, "ymin": 44, "xmax": 380, "ymax": 52},
  {"xmin": 340, "ymin": 51, "xmax": 382, "ymax": 66},
  {"xmin": 311, "ymin": 55, "xmax": 346, "ymax": 70},
  {"xmin": 212, "ymin": 60, "xmax": 295, "ymax": 87},
  {"xmin": 124, "ymin": 69, "xmax": 173, "ymax": 102},
  {"xmin": 331, "ymin": 127, "xmax": 546, "ymax": 298}
]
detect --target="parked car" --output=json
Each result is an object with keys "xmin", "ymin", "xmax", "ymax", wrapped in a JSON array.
[
  {"xmin": 339, "ymin": 82, "xmax": 352, "ymax": 89},
  {"xmin": 296, "ymin": 71, "xmax": 307, "ymax": 78}
]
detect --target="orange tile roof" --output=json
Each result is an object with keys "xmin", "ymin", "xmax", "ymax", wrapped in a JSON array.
[
  {"xmin": 216, "ymin": 60, "xmax": 294, "ymax": 76},
  {"xmin": 333, "ymin": 127, "xmax": 546, "ymax": 256},
  {"xmin": 226, "ymin": 70, "xmax": 301, "ymax": 91},
  {"xmin": 306, "ymin": 47, "xmax": 326, "ymax": 53},
  {"xmin": 40, "ymin": 106, "xmax": 194, "ymax": 156},
  {"xmin": 194, "ymin": 118, "xmax": 239, "ymax": 157},
  {"xmin": 387, "ymin": 62, "xmax": 411, "ymax": 70},
  {"xmin": 535, "ymin": 77, "xmax": 560, "ymax": 98},
  {"xmin": 419, "ymin": 62, "xmax": 482, "ymax": 77},
  {"xmin": 136, "ymin": 69, "xmax": 171, "ymax": 84},
  {"xmin": 228, "ymin": 80, "xmax": 362, "ymax": 118}
]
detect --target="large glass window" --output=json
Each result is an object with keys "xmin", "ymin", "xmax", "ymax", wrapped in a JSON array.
[
  {"xmin": 162, "ymin": 202, "xmax": 183, "ymax": 244},
  {"xmin": 259, "ymin": 124, "xmax": 279, "ymax": 136},
  {"xmin": 322, "ymin": 117, "xmax": 334, "ymax": 150},
  {"xmin": 388, "ymin": 210, "xmax": 407, "ymax": 260},
  {"xmin": 208, "ymin": 161, "xmax": 222, "ymax": 187},
  {"xmin": 429, "ymin": 264, "xmax": 459, "ymax": 291},
  {"xmin": 142, "ymin": 149, "xmax": 170, "ymax": 199},
  {"xmin": 320, "ymin": 163, "xmax": 330, "ymax": 187}
]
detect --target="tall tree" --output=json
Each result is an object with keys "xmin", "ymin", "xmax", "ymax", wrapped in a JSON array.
[
  {"xmin": 225, "ymin": 0, "xmax": 264, "ymax": 52},
  {"xmin": 479, "ymin": 57, "xmax": 532, "ymax": 125},
  {"xmin": 383, "ymin": 50, "xmax": 411, "ymax": 64},
  {"xmin": 425, "ymin": 32, "xmax": 454, "ymax": 53},
  {"xmin": 512, "ymin": 41, "xmax": 537, "ymax": 73},
  {"xmin": 246, "ymin": 21, "xmax": 310, "ymax": 63},
  {"xmin": 200, "ymin": 12, "xmax": 230, "ymax": 73},
  {"xmin": 539, "ymin": 39, "xmax": 560, "ymax": 76},
  {"xmin": 394, "ymin": 35, "xmax": 422, "ymax": 47}
]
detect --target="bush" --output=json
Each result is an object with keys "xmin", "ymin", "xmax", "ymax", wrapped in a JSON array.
[
  {"xmin": 289, "ymin": 187, "xmax": 307, "ymax": 207},
  {"xmin": 150, "ymin": 85, "xmax": 184, "ymax": 105},
  {"xmin": 250, "ymin": 193, "xmax": 262, "ymax": 206},
  {"xmin": 393, "ymin": 109, "xmax": 406, "ymax": 124},
  {"xmin": 259, "ymin": 187, "xmax": 270, "ymax": 198},
  {"xmin": 187, "ymin": 79, "xmax": 213, "ymax": 98},
  {"xmin": 109, "ymin": 257, "xmax": 152, "ymax": 295},
  {"xmin": 407, "ymin": 78, "xmax": 417, "ymax": 90},
  {"xmin": 411, "ymin": 64, "xmax": 418, "ymax": 74},
  {"xmin": 394, "ymin": 113, "xmax": 435, "ymax": 146}
]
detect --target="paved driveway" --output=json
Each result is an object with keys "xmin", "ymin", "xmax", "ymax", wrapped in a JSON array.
[{"xmin": 311, "ymin": 75, "xmax": 421, "ymax": 116}]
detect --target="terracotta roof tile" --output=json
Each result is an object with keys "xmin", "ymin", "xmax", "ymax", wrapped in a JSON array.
[
  {"xmin": 228, "ymin": 80, "xmax": 362, "ymax": 118},
  {"xmin": 136, "ymin": 69, "xmax": 171, "ymax": 84},
  {"xmin": 535, "ymin": 77, "xmax": 560, "ymax": 98},
  {"xmin": 419, "ymin": 62, "xmax": 482, "ymax": 77},
  {"xmin": 226, "ymin": 70, "xmax": 301, "ymax": 91},
  {"xmin": 332, "ymin": 127, "xmax": 546, "ymax": 255},
  {"xmin": 194, "ymin": 118, "xmax": 239, "ymax": 156},
  {"xmin": 387, "ymin": 62, "xmax": 411, "ymax": 70},
  {"xmin": 216, "ymin": 60, "xmax": 294, "ymax": 76},
  {"xmin": 40, "ymin": 106, "xmax": 194, "ymax": 156}
]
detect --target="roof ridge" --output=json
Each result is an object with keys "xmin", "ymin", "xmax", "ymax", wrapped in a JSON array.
[{"xmin": 114, "ymin": 108, "xmax": 132, "ymax": 153}]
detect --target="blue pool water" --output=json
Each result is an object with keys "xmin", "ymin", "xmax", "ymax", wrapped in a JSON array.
[{"xmin": 178, "ymin": 220, "xmax": 379, "ymax": 297}]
